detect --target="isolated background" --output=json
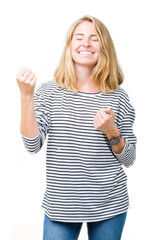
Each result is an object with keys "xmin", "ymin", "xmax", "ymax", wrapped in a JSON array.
[{"xmin": 0, "ymin": 0, "xmax": 153, "ymax": 239}]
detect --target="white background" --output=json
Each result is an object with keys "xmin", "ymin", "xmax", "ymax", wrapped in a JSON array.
[{"xmin": 0, "ymin": 0, "xmax": 153, "ymax": 239}]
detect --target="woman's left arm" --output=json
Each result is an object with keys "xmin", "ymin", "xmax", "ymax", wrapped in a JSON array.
[{"xmin": 94, "ymin": 102, "xmax": 137, "ymax": 167}]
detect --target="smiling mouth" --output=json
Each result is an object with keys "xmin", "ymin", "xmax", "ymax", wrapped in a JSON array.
[{"xmin": 78, "ymin": 51, "xmax": 94, "ymax": 55}]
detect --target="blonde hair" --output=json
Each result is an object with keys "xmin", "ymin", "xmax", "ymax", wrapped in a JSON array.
[{"xmin": 54, "ymin": 15, "xmax": 124, "ymax": 93}]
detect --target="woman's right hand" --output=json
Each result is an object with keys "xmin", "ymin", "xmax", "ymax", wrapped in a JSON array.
[
  {"xmin": 16, "ymin": 68, "xmax": 39, "ymax": 138},
  {"xmin": 16, "ymin": 68, "xmax": 37, "ymax": 97}
]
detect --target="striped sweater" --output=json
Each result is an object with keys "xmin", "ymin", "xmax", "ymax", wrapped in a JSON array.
[{"xmin": 22, "ymin": 79, "xmax": 137, "ymax": 223}]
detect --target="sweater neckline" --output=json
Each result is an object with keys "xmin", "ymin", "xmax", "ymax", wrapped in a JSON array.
[{"xmin": 74, "ymin": 90, "xmax": 106, "ymax": 97}]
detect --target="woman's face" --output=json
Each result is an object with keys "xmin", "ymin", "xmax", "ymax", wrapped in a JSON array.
[{"xmin": 71, "ymin": 21, "xmax": 101, "ymax": 68}]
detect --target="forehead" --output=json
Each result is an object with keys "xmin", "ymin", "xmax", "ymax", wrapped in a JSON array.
[{"xmin": 73, "ymin": 21, "xmax": 97, "ymax": 35}]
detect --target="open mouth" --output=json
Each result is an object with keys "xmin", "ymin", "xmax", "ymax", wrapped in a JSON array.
[{"xmin": 78, "ymin": 50, "xmax": 94, "ymax": 55}]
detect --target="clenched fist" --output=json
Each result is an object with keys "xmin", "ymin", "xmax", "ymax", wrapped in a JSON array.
[
  {"xmin": 16, "ymin": 68, "xmax": 37, "ymax": 97},
  {"xmin": 94, "ymin": 108, "xmax": 120, "ymax": 139}
]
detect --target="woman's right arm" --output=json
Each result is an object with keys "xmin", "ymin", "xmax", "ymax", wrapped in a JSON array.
[{"xmin": 16, "ymin": 68, "xmax": 39, "ymax": 138}]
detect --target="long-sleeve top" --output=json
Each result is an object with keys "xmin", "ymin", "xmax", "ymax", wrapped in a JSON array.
[{"xmin": 22, "ymin": 79, "xmax": 137, "ymax": 223}]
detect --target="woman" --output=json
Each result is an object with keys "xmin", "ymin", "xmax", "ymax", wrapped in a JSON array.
[{"xmin": 16, "ymin": 15, "xmax": 137, "ymax": 240}]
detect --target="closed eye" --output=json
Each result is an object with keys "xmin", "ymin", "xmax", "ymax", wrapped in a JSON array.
[
  {"xmin": 74, "ymin": 33, "xmax": 99, "ymax": 41},
  {"xmin": 76, "ymin": 38, "xmax": 83, "ymax": 40},
  {"xmin": 91, "ymin": 37, "xmax": 98, "ymax": 41},
  {"xmin": 74, "ymin": 33, "xmax": 84, "ymax": 41}
]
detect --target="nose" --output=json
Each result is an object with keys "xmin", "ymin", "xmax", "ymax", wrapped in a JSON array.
[
  {"xmin": 82, "ymin": 42, "xmax": 90, "ymax": 47},
  {"xmin": 82, "ymin": 38, "xmax": 91, "ymax": 47}
]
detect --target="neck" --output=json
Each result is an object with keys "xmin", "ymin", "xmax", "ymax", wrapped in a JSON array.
[{"xmin": 75, "ymin": 64, "xmax": 100, "ymax": 93}]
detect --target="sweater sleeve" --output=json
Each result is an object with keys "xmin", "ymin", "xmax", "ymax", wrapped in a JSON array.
[
  {"xmin": 113, "ymin": 90, "xmax": 137, "ymax": 167},
  {"xmin": 21, "ymin": 86, "xmax": 50, "ymax": 154}
]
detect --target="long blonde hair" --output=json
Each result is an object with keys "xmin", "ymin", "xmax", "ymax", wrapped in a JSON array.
[{"xmin": 54, "ymin": 15, "xmax": 124, "ymax": 93}]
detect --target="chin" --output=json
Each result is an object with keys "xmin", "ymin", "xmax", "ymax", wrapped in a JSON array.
[{"xmin": 77, "ymin": 60, "xmax": 98, "ymax": 67}]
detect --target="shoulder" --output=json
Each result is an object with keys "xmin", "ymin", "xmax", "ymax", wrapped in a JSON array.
[
  {"xmin": 112, "ymin": 86, "xmax": 132, "ymax": 105},
  {"xmin": 114, "ymin": 87, "xmax": 135, "ymax": 117},
  {"xmin": 105, "ymin": 87, "xmax": 131, "ymax": 109},
  {"xmin": 113, "ymin": 86, "xmax": 129, "ymax": 99},
  {"xmin": 35, "ymin": 79, "xmax": 61, "ymax": 96}
]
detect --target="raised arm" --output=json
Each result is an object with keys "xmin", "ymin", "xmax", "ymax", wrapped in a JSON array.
[{"xmin": 16, "ymin": 68, "xmax": 39, "ymax": 138}]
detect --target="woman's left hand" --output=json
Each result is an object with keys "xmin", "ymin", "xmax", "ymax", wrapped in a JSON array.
[{"xmin": 94, "ymin": 108, "xmax": 120, "ymax": 140}]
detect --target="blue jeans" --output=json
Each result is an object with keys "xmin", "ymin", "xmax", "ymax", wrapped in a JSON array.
[{"xmin": 43, "ymin": 212, "xmax": 127, "ymax": 240}]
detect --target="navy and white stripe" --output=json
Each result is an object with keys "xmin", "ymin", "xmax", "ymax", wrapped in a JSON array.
[{"xmin": 22, "ymin": 79, "xmax": 137, "ymax": 223}]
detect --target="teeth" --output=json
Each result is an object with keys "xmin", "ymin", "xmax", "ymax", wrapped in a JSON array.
[{"xmin": 79, "ymin": 51, "xmax": 93, "ymax": 55}]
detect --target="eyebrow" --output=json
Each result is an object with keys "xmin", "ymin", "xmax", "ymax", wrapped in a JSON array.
[{"xmin": 74, "ymin": 33, "xmax": 98, "ymax": 37}]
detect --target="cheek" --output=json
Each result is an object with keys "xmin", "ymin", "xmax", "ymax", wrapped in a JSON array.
[
  {"xmin": 71, "ymin": 38, "xmax": 82, "ymax": 51},
  {"xmin": 70, "ymin": 42, "xmax": 80, "ymax": 61},
  {"xmin": 96, "ymin": 45, "xmax": 101, "ymax": 55},
  {"xmin": 93, "ymin": 41, "xmax": 101, "ymax": 52},
  {"xmin": 71, "ymin": 38, "xmax": 76, "ymax": 48}
]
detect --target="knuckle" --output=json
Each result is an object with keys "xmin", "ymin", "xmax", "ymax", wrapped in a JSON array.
[
  {"xmin": 25, "ymin": 69, "xmax": 31, "ymax": 76},
  {"xmin": 21, "ymin": 76, "xmax": 26, "ymax": 81},
  {"xmin": 28, "ymin": 69, "xmax": 32, "ymax": 74}
]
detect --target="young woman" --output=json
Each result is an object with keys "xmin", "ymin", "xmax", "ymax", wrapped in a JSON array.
[{"xmin": 16, "ymin": 15, "xmax": 137, "ymax": 240}]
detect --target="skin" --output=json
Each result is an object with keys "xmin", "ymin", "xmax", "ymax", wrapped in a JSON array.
[
  {"xmin": 16, "ymin": 68, "xmax": 39, "ymax": 138},
  {"xmin": 16, "ymin": 20, "xmax": 125, "ymax": 153},
  {"xmin": 71, "ymin": 21, "xmax": 101, "ymax": 93}
]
